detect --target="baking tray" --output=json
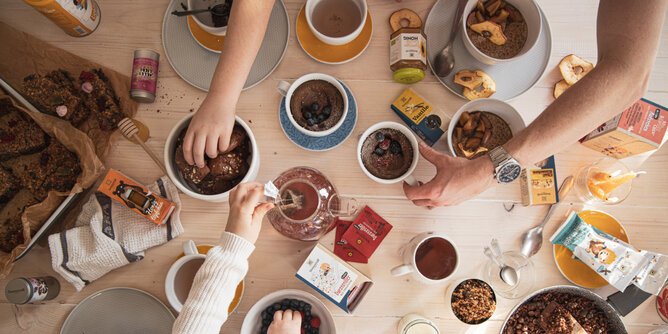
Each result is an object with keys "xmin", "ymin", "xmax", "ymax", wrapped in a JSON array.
[{"xmin": 0, "ymin": 75, "xmax": 83, "ymax": 262}]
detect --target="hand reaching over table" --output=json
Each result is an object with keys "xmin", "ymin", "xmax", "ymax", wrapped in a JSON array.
[
  {"xmin": 226, "ymin": 182, "xmax": 275, "ymax": 244},
  {"xmin": 268, "ymin": 310, "xmax": 302, "ymax": 334},
  {"xmin": 403, "ymin": 142, "xmax": 495, "ymax": 208},
  {"xmin": 182, "ymin": 95, "xmax": 236, "ymax": 168}
]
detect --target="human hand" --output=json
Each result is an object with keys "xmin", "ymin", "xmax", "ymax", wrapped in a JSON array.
[
  {"xmin": 182, "ymin": 94, "xmax": 236, "ymax": 168},
  {"xmin": 403, "ymin": 141, "xmax": 496, "ymax": 207},
  {"xmin": 225, "ymin": 182, "xmax": 274, "ymax": 244},
  {"xmin": 267, "ymin": 310, "xmax": 302, "ymax": 334}
]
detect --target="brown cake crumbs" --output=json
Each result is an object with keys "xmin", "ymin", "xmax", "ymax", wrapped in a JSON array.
[{"xmin": 451, "ymin": 279, "xmax": 496, "ymax": 324}]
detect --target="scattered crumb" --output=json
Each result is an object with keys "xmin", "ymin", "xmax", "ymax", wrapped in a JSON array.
[
  {"xmin": 273, "ymin": 152, "xmax": 277, "ymax": 155},
  {"xmin": 189, "ymin": 108, "xmax": 194, "ymax": 112},
  {"xmin": 248, "ymin": 119, "xmax": 253, "ymax": 124},
  {"xmin": 156, "ymin": 109, "xmax": 161, "ymax": 113}
]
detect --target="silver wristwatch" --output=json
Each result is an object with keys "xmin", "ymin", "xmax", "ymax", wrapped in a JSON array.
[{"xmin": 488, "ymin": 146, "xmax": 522, "ymax": 183}]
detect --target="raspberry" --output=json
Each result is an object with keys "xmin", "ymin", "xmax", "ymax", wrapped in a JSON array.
[
  {"xmin": 379, "ymin": 138, "xmax": 391, "ymax": 150},
  {"xmin": 310, "ymin": 317, "xmax": 321, "ymax": 328}
]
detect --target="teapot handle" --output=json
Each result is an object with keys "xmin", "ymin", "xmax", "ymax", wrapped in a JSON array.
[{"xmin": 327, "ymin": 194, "xmax": 360, "ymax": 218}]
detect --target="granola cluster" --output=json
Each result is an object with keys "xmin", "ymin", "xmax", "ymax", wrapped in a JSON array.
[{"xmin": 451, "ymin": 279, "xmax": 496, "ymax": 324}]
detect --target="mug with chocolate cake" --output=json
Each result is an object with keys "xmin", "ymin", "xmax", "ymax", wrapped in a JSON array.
[
  {"xmin": 164, "ymin": 114, "xmax": 259, "ymax": 202},
  {"xmin": 461, "ymin": 0, "xmax": 541, "ymax": 64},
  {"xmin": 357, "ymin": 122, "xmax": 419, "ymax": 185},
  {"xmin": 277, "ymin": 73, "xmax": 348, "ymax": 137}
]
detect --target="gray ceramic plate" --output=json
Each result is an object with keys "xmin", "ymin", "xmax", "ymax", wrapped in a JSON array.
[
  {"xmin": 162, "ymin": 0, "xmax": 289, "ymax": 91},
  {"xmin": 425, "ymin": 0, "xmax": 552, "ymax": 101},
  {"xmin": 61, "ymin": 287, "xmax": 174, "ymax": 334},
  {"xmin": 500, "ymin": 285, "xmax": 627, "ymax": 334}
]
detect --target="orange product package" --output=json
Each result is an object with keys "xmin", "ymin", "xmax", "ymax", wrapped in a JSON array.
[{"xmin": 97, "ymin": 169, "xmax": 176, "ymax": 225}]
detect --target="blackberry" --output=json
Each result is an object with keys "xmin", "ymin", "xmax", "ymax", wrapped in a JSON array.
[
  {"xmin": 374, "ymin": 132, "xmax": 385, "ymax": 142},
  {"xmin": 389, "ymin": 140, "xmax": 402, "ymax": 154},
  {"xmin": 310, "ymin": 102, "xmax": 320, "ymax": 111}
]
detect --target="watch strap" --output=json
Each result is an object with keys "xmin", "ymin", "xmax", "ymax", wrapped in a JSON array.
[{"xmin": 488, "ymin": 146, "xmax": 510, "ymax": 168}]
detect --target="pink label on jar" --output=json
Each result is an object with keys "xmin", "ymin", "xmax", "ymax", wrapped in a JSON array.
[{"xmin": 131, "ymin": 57, "xmax": 159, "ymax": 94}]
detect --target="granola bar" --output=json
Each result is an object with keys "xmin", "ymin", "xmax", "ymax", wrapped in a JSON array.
[
  {"xmin": 0, "ymin": 167, "xmax": 19, "ymax": 203},
  {"xmin": 22, "ymin": 71, "xmax": 88, "ymax": 126},
  {"xmin": 0, "ymin": 97, "xmax": 48, "ymax": 161},
  {"xmin": 0, "ymin": 212, "xmax": 24, "ymax": 253},
  {"xmin": 16, "ymin": 141, "xmax": 81, "ymax": 201},
  {"xmin": 78, "ymin": 69, "xmax": 124, "ymax": 131}
]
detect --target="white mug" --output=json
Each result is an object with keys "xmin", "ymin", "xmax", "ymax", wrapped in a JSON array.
[
  {"xmin": 304, "ymin": 0, "xmax": 367, "ymax": 45},
  {"xmin": 277, "ymin": 73, "xmax": 349, "ymax": 137},
  {"xmin": 165, "ymin": 240, "xmax": 205, "ymax": 312},
  {"xmin": 357, "ymin": 121, "xmax": 420, "ymax": 186},
  {"xmin": 391, "ymin": 232, "xmax": 460, "ymax": 284}
]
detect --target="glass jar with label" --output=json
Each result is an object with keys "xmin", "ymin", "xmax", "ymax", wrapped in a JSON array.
[
  {"xmin": 5, "ymin": 276, "xmax": 60, "ymax": 304},
  {"xmin": 390, "ymin": 26, "xmax": 427, "ymax": 84},
  {"xmin": 398, "ymin": 313, "xmax": 440, "ymax": 334}
]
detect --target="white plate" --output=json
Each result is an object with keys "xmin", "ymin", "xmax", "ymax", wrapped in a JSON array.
[
  {"xmin": 425, "ymin": 0, "xmax": 552, "ymax": 101},
  {"xmin": 61, "ymin": 287, "xmax": 174, "ymax": 334},
  {"xmin": 161, "ymin": 0, "xmax": 289, "ymax": 91},
  {"xmin": 240, "ymin": 289, "xmax": 336, "ymax": 334}
]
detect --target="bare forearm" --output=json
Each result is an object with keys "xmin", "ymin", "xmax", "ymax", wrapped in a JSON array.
[
  {"xmin": 504, "ymin": 0, "xmax": 666, "ymax": 166},
  {"xmin": 207, "ymin": 0, "xmax": 274, "ymax": 107}
]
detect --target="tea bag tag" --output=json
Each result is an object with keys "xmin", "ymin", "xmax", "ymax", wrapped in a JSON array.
[{"xmin": 264, "ymin": 181, "xmax": 279, "ymax": 200}]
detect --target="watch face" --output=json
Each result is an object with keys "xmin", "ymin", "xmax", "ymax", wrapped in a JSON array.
[{"xmin": 498, "ymin": 163, "xmax": 522, "ymax": 183}]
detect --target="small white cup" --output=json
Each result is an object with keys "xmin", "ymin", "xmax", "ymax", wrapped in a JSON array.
[
  {"xmin": 357, "ymin": 121, "xmax": 420, "ymax": 186},
  {"xmin": 165, "ymin": 240, "xmax": 205, "ymax": 312},
  {"xmin": 186, "ymin": 0, "xmax": 228, "ymax": 36},
  {"xmin": 391, "ymin": 232, "xmax": 460, "ymax": 284},
  {"xmin": 277, "ymin": 73, "xmax": 348, "ymax": 137},
  {"xmin": 304, "ymin": 0, "xmax": 367, "ymax": 45},
  {"xmin": 460, "ymin": 0, "xmax": 542, "ymax": 64}
]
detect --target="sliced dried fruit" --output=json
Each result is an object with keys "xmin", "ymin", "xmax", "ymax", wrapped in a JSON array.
[
  {"xmin": 482, "ymin": 129, "xmax": 492, "ymax": 144},
  {"xmin": 473, "ymin": 131, "xmax": 484, "ymax": 139},
  {"xmin": 476, "ymin": 0, "xmax": 485, "ymax": 14},
  {"xmin": 490, "ymin": 9, "xmax": 509, "ymax": 25},
  {"xmin": 462, "ymin": 117, "xmax": 478, "ymax": 133},
  {"xmin": 389, "ymin": 8, "xmax": 423, "ymax": 31},
  {"xmin": 459, "ymin": 111, "xmax": 471, "ymax": 126},
  {"xmin": 485, "ymin": 0, "xmax": 501, "ymax": 16},
  {"xmin": 597, "ymin": 172, "xmax": 636, "ymax": 195},
  {"xmin": 454, "ymin": 127, "xmax": 464, "ymax": 143},
  {"xmin": 470, "ymin": 21, "xmax": 507, "ymax": 45},
  {"xmin": 454, "ymin": 70, "xmax": 484, "ymax": 90},
  {"xmin": 462, "ymin": 70, "xmax": 496, "ymax": 100},
  {"xmin": 465, "ymin": 137, "xmax": 482, "ymax": 150},
  {"xmin": 558, "ymin": 54, "xmax": 595, "ymax": 85},
  {"xmin": 467, "ymin": 11, "xmax": 478, "ymax": 26},
  {"xmin": 475, "ymin": 10, "xmax": 484, "ymax": 23},
  {"xmin": 553, "ymin": 79, "xmax": 571, "ymax": 99},
  {"xmin": 590, "ymin": 172, "xmax": 612, "ymax": 183}
]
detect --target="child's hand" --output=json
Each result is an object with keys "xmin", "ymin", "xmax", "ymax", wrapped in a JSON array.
[
  {"xmin": 182, "ymin": 95, "xmax": 236, "ymax": 168},
  {"xmin": 225, "ymin": 183, "xmax": 274, "ymax": 244},
  {"xmin": 268, "ymin": 310, "xmax": 302, "ymax": 334}
]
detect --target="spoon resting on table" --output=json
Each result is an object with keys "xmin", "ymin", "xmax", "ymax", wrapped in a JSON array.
[{"xmin": 520, "ymin": 175, "xmax": 575, "ymax": 257}]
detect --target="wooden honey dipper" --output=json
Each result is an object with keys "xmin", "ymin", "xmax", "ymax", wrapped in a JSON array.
[{"xmin": 118, "ymin": 118, "xmax": 167, "ymax": 175}]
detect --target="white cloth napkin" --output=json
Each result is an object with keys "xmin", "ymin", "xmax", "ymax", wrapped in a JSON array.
[{"xmin": 48, "ymin": 176, "xmax": 184, "ymax": 291}]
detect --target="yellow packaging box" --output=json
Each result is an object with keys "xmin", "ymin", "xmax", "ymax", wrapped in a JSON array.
[
  {"xmin": 390, "ymin": 88, "xmax": 447, "ymax": 146},
  {"xmin": 520, "ymin": 156, "xmax": 558, "ymax": 206}
]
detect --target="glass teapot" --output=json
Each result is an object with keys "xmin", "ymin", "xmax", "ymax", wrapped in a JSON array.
[{"xmin": 265, "ymin": 167, "xmax": 358, "ymax": 241}]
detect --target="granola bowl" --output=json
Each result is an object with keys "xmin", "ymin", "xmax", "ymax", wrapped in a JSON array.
[
  {"xmin": 500, "ymin": 286, "xmax": 626, "ymax": 334},
  {"xmin": 445, "ymin": 278, "xmax": 497, "ymax": 325},
  {"xmin": 164, "ymin": 114, "xmax": 259, "ymax": 202}
]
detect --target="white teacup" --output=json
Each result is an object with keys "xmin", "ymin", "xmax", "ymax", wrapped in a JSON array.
[
  {"xmin": 357, "ymin": 121, "xmax": 420, "ymax": 186},
  {"xmin": 391, "ymin": 232, "xmax": 460, "ymax": 284},
  {"xmin": 186, "ymin": 0, "xmax": 228, "ymax": 36},
  {"xmin": 277, "ymin": 73, "xmax": 348, "ymax": 137},
  {"xmin": 305, "ymin": 0, "xmax": 367, "ymax": 45},
  {"xmin": 165, "ymin": 240, "xmax": 206, "ymax": 312}
]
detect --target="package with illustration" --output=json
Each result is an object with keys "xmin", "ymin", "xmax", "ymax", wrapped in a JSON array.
[{"xmin": 551, "ymin": 212, "xmax": 668, "ymax": 295}]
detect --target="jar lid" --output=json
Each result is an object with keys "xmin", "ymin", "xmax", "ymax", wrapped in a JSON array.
[
  {"xmin": 402, "ymin": 319, "xmax": 440, "ymax": 334},
  {"xmin": 393, "ymin": 68, "xmax": 425, "ymax": 84},
  {"xmin": 5, "ymin": 278, "xmax": 31, "ymax": 304}
]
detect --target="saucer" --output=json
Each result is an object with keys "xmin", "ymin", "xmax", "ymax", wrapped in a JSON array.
[
  {"xmin": 424, "ymin": 0, "xmax": 552, "ymax": 101},
  {"xmin": 187, "ymin": 16, "xmax": 225, "ymax": 53},
  {"xmin": 279, "ymin": 80, "xmax": 357, "ymax": 151},
  {"xmin": 162, "ymin": 0, "xmax": 289, "ymax": 91},
  {"xmin": 296, "ymin": 5, "xmax": 373, "ymax": 64},
  {"xmin": 553, "ymin": 210, "xmax": 630, "ymax": 289}
]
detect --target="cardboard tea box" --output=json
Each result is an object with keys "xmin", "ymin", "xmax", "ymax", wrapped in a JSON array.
[
  {"xmin": 390, "ymin": 88, "xmax": 448, "ymax": 146},
  {"xmin": 519, "ymin": 156, "xmax": 558, "ymax": 206}
]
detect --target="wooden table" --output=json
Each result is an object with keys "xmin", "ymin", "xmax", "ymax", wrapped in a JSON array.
[{"xmin": 1, "ymin": 0, "xmax": 667, "ymax": 333}]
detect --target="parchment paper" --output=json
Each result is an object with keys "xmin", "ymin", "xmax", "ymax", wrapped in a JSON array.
[{"xmin": 0, "ymin": 21, "xmax": 138, "ymax": 159}]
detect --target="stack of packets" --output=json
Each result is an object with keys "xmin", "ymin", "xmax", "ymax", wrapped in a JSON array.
[
  {"xmin": 580, "ymin": 98, "xmax": 667, "ymax": 159},
  {"xmin": 551, "ymin": 212, "xmax": 668, "ymax": 295},
  {"xmin": 295, "ymin": 206, "xmax": 392, "ymax": 313},
  {"xmin": 519, "ymin": 156, "xmax": 559, "ymax": 206},
  {"xmin": 335, "ymin": 206, "xmax": 393, "ymax": 263}
]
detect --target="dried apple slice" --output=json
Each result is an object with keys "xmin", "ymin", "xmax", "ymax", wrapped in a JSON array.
[
  {"xmin": 458, "ymin": 111, "xmax": 471, "ymax": 126},
  {"xmin": 490, "ymin": 9, "xmax": 509, "ymax": 25},
  {"xmin": 454, "ymin": 70, "xmax": 484, "ymax": 90},
  {"xmin": 485, "ymin": 0, "xmax": 501, "ymax": 17},
  {"xmin": 462, "ymin": 71, "xmax": 497, "ymax": 100},
  {"xmin": 470, "ymin": 21, "xmax": 507, "ymax": 45},
  {"xmin": 553, "ymin": 79, "xmax": 571, "ymax": 99},
  {"xmin": 559, "ymin": 54, "xmax": 595, "ymax": 85}
]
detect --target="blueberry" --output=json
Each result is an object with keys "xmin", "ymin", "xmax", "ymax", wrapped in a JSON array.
[
  {"xmin": 306, "ymin": 118, "xmax": 316, "ymax": 126},
  {"xmin": 299, "ymin": 301, "xmax": 305, "ymax": 308},
  {"xmin": 322, "ymin": 106, "xmax": 331, "ymax": 116},
  {"xmin": 317, "ymin": 113, "xmax": 326, "ymax": 123},
  {"xmin": 303, "ymin": 111, "xmax": 312, "ymax": 119},
  {"xmin": 390, "ymin": 140, "xmax": 402, "ymax": 154},
  {"xmin": 374, "ymin": 147, "xmax": 386, "ymax": 156},
  {"xmin": 261, "ymin": 311, "xmax": 268, "ymax": 319},
  {"xmin": 374, "ymin": 132, "xmax": 385, "ymax": 142},
  {"xmin": 311, "ymin": 102, "xmax": 320, "ymax": 111}
]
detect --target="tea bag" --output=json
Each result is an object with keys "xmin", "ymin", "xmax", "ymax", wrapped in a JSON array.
[{"xmin": 279, "ymin": 188, "xmax": 305, "ymax": 216}]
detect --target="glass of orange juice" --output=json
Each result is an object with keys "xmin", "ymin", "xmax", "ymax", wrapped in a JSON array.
[{"xmin": 574, "ymin": 158, "xmax": 637, "ymax": 205}]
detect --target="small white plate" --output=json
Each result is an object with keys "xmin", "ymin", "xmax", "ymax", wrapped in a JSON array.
[
  {"xmin": 61, "ymin": 287, "xmax": 174, "ymax": 334},
  {"xmin": 425, "ymin": 0, "xmax": 553, "ymax": 101},
  {"xmin": 161, "ymin": 0, "xmax": 289, "ymax": 91},
  {"xmin": 240, "ymin": 289, "xmax": 336, "ymax": 334}
]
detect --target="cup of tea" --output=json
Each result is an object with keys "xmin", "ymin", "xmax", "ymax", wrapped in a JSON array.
[
  {"xmin": 357, "ymin": 122, "xmax": 420, "ymax": 186},
  {"xmin": 305, "ymin": 0, "xmax": 367, "ymax": 45},
  {"xmin": 277, "ymin": 73, "xmax": 349, "ymax": 137},
  {"xmin": 165, "ymin": 240, "xmax": 206, "ymax": 312},
  {"xmin": 391, "ymin": 232, "xmax": 459, "ymax": 284}
]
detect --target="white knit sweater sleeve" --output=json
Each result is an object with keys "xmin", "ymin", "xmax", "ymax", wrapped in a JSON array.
[{"xmin": 172, "ymin": 232, "xmax": 255, "ymax": 334}]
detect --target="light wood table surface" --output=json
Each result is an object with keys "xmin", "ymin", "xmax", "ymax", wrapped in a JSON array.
[{"xmin": 1, "ymin": 0, "xmax": 667, "ymax": 333}]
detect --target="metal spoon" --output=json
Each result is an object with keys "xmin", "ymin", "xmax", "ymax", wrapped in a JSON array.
[
  {"xmin": 432, "ymin": 0, "xmax": 469, "ymax": 77},
  {"xmin": 520, "ymin": 175, "xmax": 575, "ymax": 257},
  {"xmin": 491, "ymin": 238, "xmax": 518, "ymax": 286},
  {"xmin": 171, "ymin": 4, "xmax": 227, "ymax": 17}
]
